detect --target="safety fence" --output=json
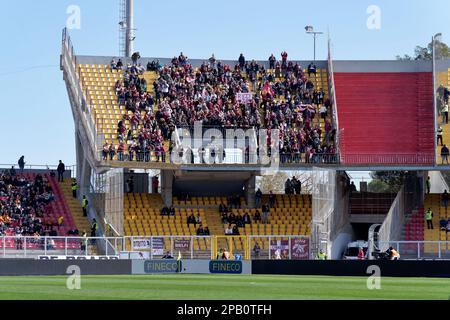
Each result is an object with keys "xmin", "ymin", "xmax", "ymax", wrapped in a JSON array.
[
  {"xmin": 3, "ymin": 236, "xmax": 450, "ymax": 260},
  {"xmin": 97, "ymin": 150, "xmax": 339, "ymax": 166},
  {"xmin": 0, "ymin": 236, "xmax": 121, "ymax": 259},
  {"xmin": 120, "ymin": 235, "xmax": 312, "ymax": 260},
  {"xmin": 378, "ymin": 241, "xmax": 450, "ymax": 260},
  {"xmin": 0, "ymin": 235, "xmax": 310, "ymax": 260},
  {"xmin": 0, "ymin": 164, "xmax": 76, "ymax": 179},
  {"xmin": 341, "ymin": 154, "xmax": 435, "ymax": 166}
]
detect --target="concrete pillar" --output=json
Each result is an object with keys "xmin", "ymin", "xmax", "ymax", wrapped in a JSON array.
[
  {"xmin": 161, "ymin": 170, "xmax": 174, "ymax": 207},
  {"xmin": 245, "ymin": 175, "xmax": 256, "ymax": 208},
  {"xmin": 75, "ymin": 132, "xmax": 91, "ymax": 199}
]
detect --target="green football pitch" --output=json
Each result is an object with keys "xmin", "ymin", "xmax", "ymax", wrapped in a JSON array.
[{"xmin": 0, "ymin": 275, "xmax": 449, "ymax": 300}]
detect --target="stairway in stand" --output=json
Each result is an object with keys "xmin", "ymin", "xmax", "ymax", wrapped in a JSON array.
[
  {"xmin": 416, "ymin": 73, "xmax": 434, "ymax": 164},
  {"xmin": 204, "ymin": 208, "xmax": 228, "ymax": 255},
  {"xmin": 59, "ymin": 179, "xmax": 91, "ymax": 234},
  {"xmin": 204, "ymin": 208, "xmax": 224, "ymax": 236}
]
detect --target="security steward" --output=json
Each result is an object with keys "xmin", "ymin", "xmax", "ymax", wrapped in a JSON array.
[
  {"xmin": 425, "ymin": 208, "xmax": 434, "ymax": 230},
  {"xmin": 317, "ymin": 250, "xmax": 327, "ymax": 260},
  {"xmin": 71, "ymin": 179, "xmax": 78, "ymax": 198},
  {"xmin": 82, "ymin": 195, "xmax": 89, "ymax": 217}
]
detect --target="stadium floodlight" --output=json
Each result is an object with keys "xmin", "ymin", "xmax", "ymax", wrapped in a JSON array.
[{"xmin": 305, "ymin": 26, "xmax": 323, "ymax": 61}]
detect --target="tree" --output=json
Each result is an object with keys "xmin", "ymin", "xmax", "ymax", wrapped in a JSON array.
[
  {"xmin": 396, "ymin": 39, "xmax": 450, "ymax": 61},
  {"xmin": 258, "ymin": 172, "xmax": 312, "ymax": 194},
  {"xmin": 368, "ymin": 179, "xmax": 395, "ymax": 193},
  {"xmin": 369, "ymin": 171, "xmax": 407, "ymax": 193}
]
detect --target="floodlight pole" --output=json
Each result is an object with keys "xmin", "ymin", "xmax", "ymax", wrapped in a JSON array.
[
  {"xmin": 125, "ymin": 0, "xmax": 134, "ymax": 58},
  {"xmin": 306, "ymin": 27, "xmax": 324, "ymax": 61},
  {"xmin": 432, "ymin": 33, "xmax": 442, "ymax": 164}
]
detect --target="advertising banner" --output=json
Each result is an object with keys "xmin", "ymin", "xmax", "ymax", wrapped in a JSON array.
[
  {"xmin": 290, "ymin": 237, "xmax": 310, "ymax": 260},
  {"xmin": 152, "ymin": 237, "xmax": 165, "ymax": 255},
  {"xmin": 174, "ymin": 239, "xmax": 191, "ymax": 251},
  {"xmin": 132, "ymin": 238, "xmax": 151, "ymax": 250},
  {"xmin": 144, "ymin": 260, "xmax": 181, "ymax": 273},
  {"xmin": 236, "ymin": 93, "xmax": 253, "ymax": 104},
  {"xmin": 38, "ymin": 256, "xmax": 119, "ymax": 260},
  {"xmin": 209, "ymin": 260, "xmax": 243, "ymax": 274},
  {"xmin": 270, "ymin": 240, "xmax": 289, "ymax": 259}
]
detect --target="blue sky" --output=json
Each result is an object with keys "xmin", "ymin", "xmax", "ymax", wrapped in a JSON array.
[{"xmin": 0, "ymin": 0, "xmax": 449, "ymax": 166}]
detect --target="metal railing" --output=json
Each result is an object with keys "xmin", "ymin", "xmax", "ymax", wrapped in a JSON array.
[
  {"xmin": 0, "ymin": 164, "xmax": 76, "ymax": 179},
  {"xmin": 0, "ymin": 236, "xmax": 123, "ymax": 258},
  {"xmin": 0, "ymin": 235, "xmax": 311, "ymax": 260},
  {"xmin": 3, "ymin": 236, "xmax": 448, "ymax": 260},
  {"xmin": 98, "ymin": 149, "xmax": 339, "ymax": 166},
  {"xmin": 341, "ymin": 154, "xmax": 435, "ymax": 165},
  {"xmin": 378, "ymin": 240, "xmax": 450, "ymax": 260}
]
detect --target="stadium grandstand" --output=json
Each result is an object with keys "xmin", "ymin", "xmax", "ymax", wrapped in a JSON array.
[
  {"xmin": 1, "ymin": 0, "xmax": 450, "ymax": 266},
  {"xmin": 54, "ymin": 15, "xmax": 450, "ymax": 263}
]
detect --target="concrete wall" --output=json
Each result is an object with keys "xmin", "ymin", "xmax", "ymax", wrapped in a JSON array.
[
  {"xmin": 329, "ymin": 172, "xmax": 352, "ymax": 259},
  {"xmin": 172, "ymin": 171, "xmax": 252, "ymax": 197},
  {"xmin": 0, "ymin": 259, "xmax": 131, "ymax": 276},
  {"xmin": 333, "ymin": 60, "xmax": 432, "ymax": 73},
  {"xmin": 252, "ymin": 260, "xmax": 450, "ymax": 277},
  {"xmin": 124, "ymin": 172, "xmax": 149, "ymax": 193}
]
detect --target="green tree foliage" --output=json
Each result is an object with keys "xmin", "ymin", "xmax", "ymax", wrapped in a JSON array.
[
  {"xmin": 369, "ymin": 171, "xmax": 407, "ymax": 193},
  {"xmin": 396, "ymin": 39, "xmax": 450, "ymax": 61},
  {"xmin": 367, "ymin": 179, "xmax": 394, "ymax": 193}
]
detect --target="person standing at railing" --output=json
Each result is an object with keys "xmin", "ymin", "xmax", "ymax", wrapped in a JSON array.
[
  {"xmin": 292, "ymin": 176, "xmax": 301, "ymax": 195},
  {"xmin": 109, "ymin": 143, "xmax": 116, "ymax": 161},
  {"xmin": 425, "ymin": 208, "xmax": 434, "ymax": 230},
  {"xmin": 441, "ymin": 145, "xmax": 450, "ymax": 165},
  {"xmin": 255, "ymin": 188, "xmax": 262, "ymax": 208},
  {"xmin": 442, "ymin": 103, "xmax": 449, "ymax": 125},
  {"xmin": 442, "ymin": 190, "xmax": 449, "ymax": 213},
  {"xmin": 426, "ymin": 176, "xmax": 431, "ymax": 194},
  {"xmin": 437, "ymin": 126, "xmax": 444, "ymax": 147},
  {"xmin": 91, "ymin": 219, "xmax": 98, "ymax": 241},
  {"xmin": 57, "ymin": 160, "xmax": 65, "ymax": 182},
  {"xmin": 80, "ymin": 231, "xmax": 87, "ymax": 254},
  {"xmin": 18, "ymin": 156, "xmax": 25, "ymax": 174}
]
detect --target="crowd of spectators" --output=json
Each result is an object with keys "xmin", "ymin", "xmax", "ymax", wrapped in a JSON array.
[
  {"xmin": 106, "ymin": 51, "xmax": 337, "ymax": 164},
  {"xmin": 108, "ymin": 60, "xmax": 174, "ymax": 162},
  {"xmin": 219, "ymin": 198, "xmax": 271, "ymax": 234},
  {"xmin": 0, "ymin": 169, "xmax": 57, "ymax": 239}
]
